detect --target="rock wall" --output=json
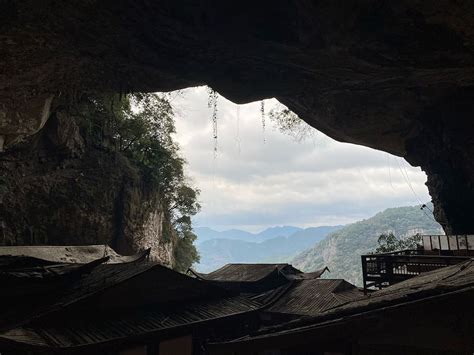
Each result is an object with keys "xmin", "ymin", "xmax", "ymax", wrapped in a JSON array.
[
  {"xmin": 0, "ymin": 103, "xmax": 174, "ymax": 265},
  {"xmin": 1, "ymin": 1, "xmax": 474, "ymax": 233}
]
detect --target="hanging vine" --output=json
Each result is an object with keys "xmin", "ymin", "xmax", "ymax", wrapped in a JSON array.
[
  {"xmin": 260, "ymin": 100, "xmax": 266, "ymax": 143},
  {"xmin": 207, "ymin": 87, "xmax": 219, "ymax": 155}
]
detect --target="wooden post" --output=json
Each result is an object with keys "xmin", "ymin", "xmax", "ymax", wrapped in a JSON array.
[
  {"xmin": 361, "ymin": 255, "xmax": 367, "ymax": 294},
  {"xmin": 386, "ymin": 257, "xmax": 393, "ymax": 286}
]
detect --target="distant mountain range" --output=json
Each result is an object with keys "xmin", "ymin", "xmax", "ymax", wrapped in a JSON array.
[
  {"xmin": 193, "ymin": 226, "xmax": 342, "ymax": 272},
  {"xmin": 193, "ymin": 225, "xmax": 303, "ymax": 244},
  {"xmin": 291, "ymin": 204, "xmax": 442, "ymax": 286}
]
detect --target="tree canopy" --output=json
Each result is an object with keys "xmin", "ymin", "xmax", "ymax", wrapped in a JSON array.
[
  {"xmin": 374, "ymin": 233, "xmax": 422, "ymax": 253},
  {"xmin": 268, "ymin": 103, "xmax": 314, "ymax": 142}
]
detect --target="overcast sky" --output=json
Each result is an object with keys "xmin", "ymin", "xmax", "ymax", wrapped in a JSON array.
[{"xmin": 172, "ymin": 87, "xmax": 431, "ymax": 232}]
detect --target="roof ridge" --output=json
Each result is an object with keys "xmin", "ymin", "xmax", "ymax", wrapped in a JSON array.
[
  {"xmin": 222, "ymin": 263, "xmax": 289, "ymax": 266},
  {"xmin": 0, "ymin": 245, "xmax": 109, "ymax": 249}
]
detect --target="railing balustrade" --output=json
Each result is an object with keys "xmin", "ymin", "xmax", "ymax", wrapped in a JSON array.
[
  {"xmin": 422, "ymin": 234, "xmax": 474, "ymax": 254},
  {"xmin": 361, "ymin": 235, "xmax": 473, "ymax": 291}
]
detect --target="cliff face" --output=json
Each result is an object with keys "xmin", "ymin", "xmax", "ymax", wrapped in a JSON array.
[
  {"xmin": 0, "ymin": 104, "xmax": 174, "ymax": 265},
  {"xmin": 1, "ymin": 1, "xmax": 474, "ymax": 232}
]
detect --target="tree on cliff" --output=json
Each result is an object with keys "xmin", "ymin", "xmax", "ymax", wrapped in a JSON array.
[
  {"xmin": 85, "ymin": 92, "xmax": 200, "ymax": 271},
  {"xmin": 268, "ymin": 103, "xmax": 314, "ymax": 142},
  {"xmin": 374, "ymin": 233, "xmax": 422, "ymax": 253}
]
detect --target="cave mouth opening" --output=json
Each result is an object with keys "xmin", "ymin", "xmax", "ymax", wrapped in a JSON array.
[{"xmin": 169, "ymin": 86, "xmax": 434, "ymax": 232}]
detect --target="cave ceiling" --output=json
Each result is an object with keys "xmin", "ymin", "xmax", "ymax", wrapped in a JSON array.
[{"xmin": 1, "ymin": 0, "xmax": 474, "ymax": 233}]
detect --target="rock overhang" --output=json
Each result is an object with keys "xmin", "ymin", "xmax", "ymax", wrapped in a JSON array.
[{"xmin": 1, "ymin": 0, "xmax": 474, "ymax": 233}]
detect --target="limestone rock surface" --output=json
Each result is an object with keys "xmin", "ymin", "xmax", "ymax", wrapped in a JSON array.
[{"xmin": 0, "ymin": 107, "xmax": 174, "ymax": 265}]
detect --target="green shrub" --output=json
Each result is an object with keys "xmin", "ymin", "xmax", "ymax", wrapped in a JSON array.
[{"xmin": 374, "ymin": 233, "xmax": 422, "ymax": 253}]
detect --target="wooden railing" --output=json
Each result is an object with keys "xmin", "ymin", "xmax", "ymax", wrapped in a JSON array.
[
  {"xmin": 361, "ymin": 248, "xmax": 471, "ymax": 291},
  {"xmin": 422, "ymin": 234, "xmax": 474, "ymax": 254}
]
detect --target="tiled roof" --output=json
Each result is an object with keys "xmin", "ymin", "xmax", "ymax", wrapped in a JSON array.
[
  {"xmin": 249, "ymin": 283, "xmax": 293, "ymax": 305},
  {"xmin": 0, "ymin": 245, "xmax": 149, "ymax": 264},
  {"xmin": 0, "ymin": 258, "xmax": 263, "ymax": 349},
  {"xmin": 0, "ymin": 261, "xmax": 157, "ymax": 331},
  {"xmin": 266, "ymin": 279, "xmax": 363, "ymax": 317},
  {"xmin": 212, "ymin": 259, "xmax": 474, "ymax": 347},
  {"xmin": 196, "ymin": 263, "xmax": 302, "ymax": 282},
  {"xmin": 0, "ymin": 296, "xmax": 260, "ymax": 349},
  {"xmin": 0, "ymin": 261, "xmax": 241, "ymax": 330}
]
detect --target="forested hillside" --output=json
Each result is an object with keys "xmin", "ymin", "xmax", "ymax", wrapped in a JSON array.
[{"xmin": 291, "ymin": 204, "xmax": 442, "ymax": 285}]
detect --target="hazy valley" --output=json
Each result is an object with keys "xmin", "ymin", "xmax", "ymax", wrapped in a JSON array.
[{"xmin": 194, "ymin": 204, "xmax": 442, "ymax": 285}]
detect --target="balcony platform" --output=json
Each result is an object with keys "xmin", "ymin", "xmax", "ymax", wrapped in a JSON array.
[{"xmin": 362, "ymin": 234, "xmax": 474, "ymax": 290}]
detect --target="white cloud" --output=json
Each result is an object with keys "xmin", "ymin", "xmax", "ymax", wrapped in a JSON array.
[{"xmin": 171, "ymin": 87, "xmax": 431, "ymax": 232}]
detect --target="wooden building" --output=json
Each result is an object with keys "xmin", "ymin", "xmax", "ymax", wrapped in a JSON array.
[
  {"xmin": 190, "ymin": 263, "xmax": 328, "ymax": 293},
  {"xmin": 208, "ymin": 259, "xmax": 474, "ymax": 355},
  {"xmin": 0, "ymin": 248, "xmax": 265, "ymax": 355},
  {"xmin": 0, "ymin": 253, "xmax": 357, "ymax": 355},
  {"xmin": 191, "ymin": 263, "xmax": 364, "ymax": 330},
  {"xmin": 362, "ymin": 234, "xmax": 474, "ymax": 290},
  {"xmin": 4, "ymin": 247, "xmax": 468, "ymax": 355}
]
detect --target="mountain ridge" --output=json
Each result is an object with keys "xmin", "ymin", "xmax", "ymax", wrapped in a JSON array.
[
  {"xmin": 194, "ymin": 225, "xmax": 342, "ymax": 272},
  {"xmin": 194, "ymin": 225, "xmax": 309, "ymax": 244},
  {"xmin": 291, "ymin": 204, "xmax": 442, "ymax": 286}
]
